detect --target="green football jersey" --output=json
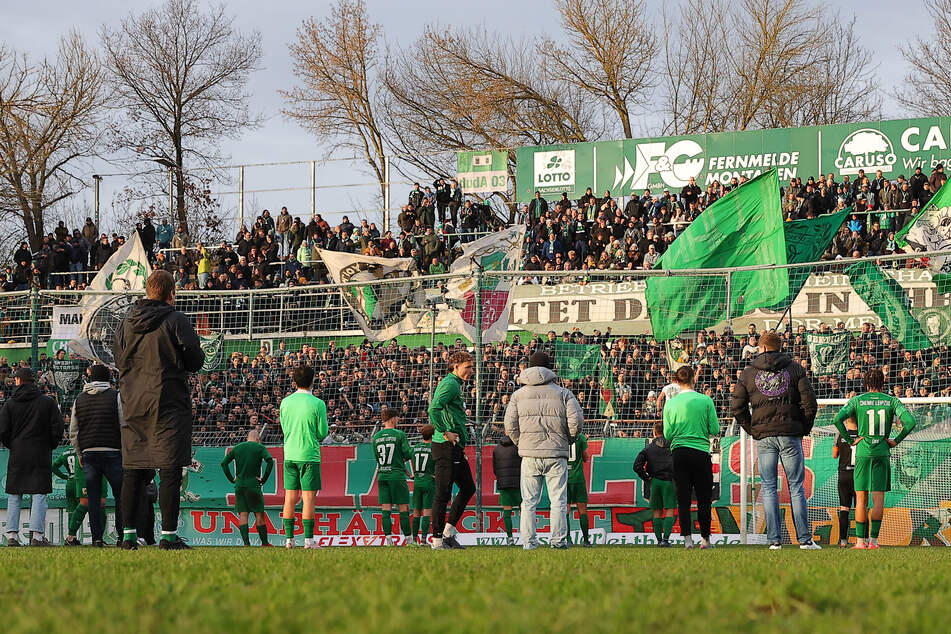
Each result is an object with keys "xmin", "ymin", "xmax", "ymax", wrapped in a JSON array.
[
  {"xmin": 372, "ymin": 428, "xmax": 412, "ymax": 481},
  {"xmin": 834, "ymin": 391, "xmax": 916, "ymax": 458},
  {"xmin": 221, "ymin": 441, "xmax": 274, "ymax": 489},
  {"xmin": 568, "ymin": 433, "xmax": 588, "ymax": 483},
  {"xmin": 52, "ymin": 449, "xmax": 79, "ymax": 482},
  {"xmin": 412, "ymin": 442, "xmax": 435, "ymax": 486}
]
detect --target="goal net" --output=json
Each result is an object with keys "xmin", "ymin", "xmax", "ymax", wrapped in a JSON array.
[{"xmin": 742, "ymin": 397, "xmax": 951, "ymax": 546}]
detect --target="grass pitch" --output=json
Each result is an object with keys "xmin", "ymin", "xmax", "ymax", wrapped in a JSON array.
[{"xmin": 1, "ymin": 545, "xmax": 948, "ymax": 633}]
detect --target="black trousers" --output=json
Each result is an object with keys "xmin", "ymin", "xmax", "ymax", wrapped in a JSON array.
[
  {"xmin": 672, "ymin": 447, "xmax": 713, "ymax": 539},
  {"xmin": 121, "ymin": 468, "xmax": 183, "ymax": 535},
  {"xmin": 431, "ymin": 441, "xmax": 476, "ymax": 537}
]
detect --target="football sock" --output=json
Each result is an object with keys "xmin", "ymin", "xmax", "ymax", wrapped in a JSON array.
[
  {"xmin": 653, "ymin": 517, "xmax": 663, "ymax": 543},
  {"xmin": 579, "ymin": 513, "xmax": 589, "ymax": 542},
  {"xmin": 68, "ymin": 504, "xmax": 87, "ymax": 537},
  {"xmin": 123, "ymin": 528, "xmax": 137, "ymax": 543},
  {"xmin": 838, "ymin": 510, "xmax": 850, "ymax": 542},
  {"xmin": 411, "ymin": 516, "xmax": 419, "ymax": 541},
  {"xmin": 303, "ymin": 519, "xmax": 315, "ymax": 540},
  {"xmin": 663, "ymin": 516, "xmax": 675, "ymax": 540},
  {"xmin": 871, "ymin": 519, "xmax": 882, "ymax": 539},
  {"xmin": 399, "ymin": 512, "xmax": 411, "ymax": 537},
  {"xmin": 282, "ymin": 518, "xmax": 295, "ymax": 541},
  {"xmin": 160, "ymin": 532, "xmax": 177, "ymax": 543},
  {"xmin": 256, "ymin": 524, "xmax": 269, "ymax": 545},
  {"xmin": 420, "ymin": 517, "xmax": 431, "ymax": 541},
  {"xmin": 239, "ymin": 524, "xmax": 250, "ymax": 546},
  {"xmin": 381, "ymin": 512, "xmax": 392, "ymax": 535},
  {"xmin": 856, "ymin": 522, "xmax": 867, "ymax": 542},
  {"xmin": 503, "ymin": 510, "xmax": 513, "ymax": 538}
]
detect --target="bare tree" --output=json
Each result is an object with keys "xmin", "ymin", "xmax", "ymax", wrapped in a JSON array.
[
  {"xmin": 546, "ymin": 0, "xmax": 657, "ymax": 139},
  {"xmin": 101, "ymin": 0, "xmax": 262, "ymax": 234},
  {"xmin": 380, "ymin": 26, "xmax": 600, "ymax": 221},
  {"xmin": 282, "ymin": 0, "xmax": 387, "ymax": 206},
  {"xmin": 0, "ymin": 33, "xmax": 104, "ymax": 250},
  {"xmin": 662, "ymin": 0, "xmax": 879, "ymax": 134},
  {"xmin": 896, "ymin": 0, "xmax": 951, "ymax": 115}
]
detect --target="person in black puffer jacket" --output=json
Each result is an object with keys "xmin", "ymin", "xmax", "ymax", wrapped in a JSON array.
[
  {"xmin": 633, "ymin": 422, "xmax": 676, "ymax": 547},
  {"xmin": 731, "ymin": 331, "xmax": 820, "ymax": 549},
  {"xmin": 492, "ymin": 435, "xmax": 521, "ymax": 545}
]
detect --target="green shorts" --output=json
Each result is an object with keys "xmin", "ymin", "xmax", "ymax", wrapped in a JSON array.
[
  {"xmin": 378, "ymin": 478, "xmax": 410, "ymax": 506},
  {"xmin": 234, "ymin": 486, "xmax": 265, "ymax": 513},
  {"xmin": 568, "ymin": 478, "xmax": 588, "ymax": 504},
  {"xmin": 74, "ymin": 473, "xmax": 108, "ymax": 499},
  {"xmin": 499, "ymin": 487, "xmax": 521, "ymax": 508},
  {"xmin": 648, "ymin": 478, "xmax": 677, "ymax": 511},
  {"xmin": 855, "ymin": 455, "xmax": 891, "ymax": 492},
  {"xmin": 284, "ymin": 460, "xmax": 321, "ymax": 492},
  {"xmin": 413, "ymin": 481, "xmax": 434, "ymax": 511}
]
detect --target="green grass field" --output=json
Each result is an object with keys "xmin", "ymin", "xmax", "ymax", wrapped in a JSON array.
[{"xmin": 2, "ymin": 546, "xmax": 949, "ymax": 633}]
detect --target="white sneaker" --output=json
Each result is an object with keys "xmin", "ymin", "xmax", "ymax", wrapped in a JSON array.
[
  {"xmin": 285, "ymin": 539, "xmax": 295, "ymax": 549},
  {"xmin": 769, "ymin": 543, "xmax": 782, "ymax": 551},
  {"xmin": 684, "ymin": 536, "xmax": 694, "ymax": 549},
  {"xmin": 443, "ymin": 523, "xmax": 458, "ymax": 538},
  {"xmin": 304, "ymin": 540, "xmax": 320, "ymax": 550},
  {"xmin": 799, "ymin": 541, "xmax": 822, "ymax": 550},
  {"xmin": 430, "ymin": 537, "xmax": 445, "ymax": 550}
]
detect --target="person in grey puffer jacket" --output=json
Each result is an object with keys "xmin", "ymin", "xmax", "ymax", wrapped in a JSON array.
[{"xmin": 503, "ymin": 352, "xmax": 583, "ymax": 550}]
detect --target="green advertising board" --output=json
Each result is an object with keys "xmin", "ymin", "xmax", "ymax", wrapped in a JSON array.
[
  {"xmin": 457, "ymin": 150, "xmax": 509, "ymax": 194},
  {"xmin": 516, "ymin": 116, "xmax": 951, "ymax": 200}
]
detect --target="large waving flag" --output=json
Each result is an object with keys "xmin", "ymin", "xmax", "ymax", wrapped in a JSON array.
[
  {"xmin": 69, "ymin": 232, "xmax": 152, "ymax": 368},
  {"xmin": 645, "ymin": 169, "xmax": 788, "ymax": 341},
  {"xmin": 845, "ymin": 260, "xmax": 934, "ymax": 350},
  {"xmin": 444, "ymin": 226, "xmax": 526, "ymax": 343},
  {"xmin": 319, "ymin": 250, "xmax": 426, "ymax": 341},
  {"xmin": 896, "ymin": 178, "xmax": 951, "ymax": 295}
]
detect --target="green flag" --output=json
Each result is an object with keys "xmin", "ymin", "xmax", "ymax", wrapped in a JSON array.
[
  {"xmin": 767, "ymin": 207, "xmax": 852, "ymax": 311},
  {"xmin": 805, "ymin": 331, "xmax": 851, "ymax": 376},
  {"xmin": 896, "ymin": 177, "xmax": 951, "ymax": 297},
  {"xmin": 598, "ymin": 359, "xmax": 615, "ymax": 419},
  {"xmin": 554, "ymin": 342, "xmax": 601, "ymax": 380},
  {"xmin": 645, "ymin": 169, "xmax": 788, "ymax": 341},
  {"xmin": 845, "ymin": 260, "xmax": 933, "ymax": 350}
]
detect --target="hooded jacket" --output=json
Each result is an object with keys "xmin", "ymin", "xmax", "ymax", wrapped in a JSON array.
[
  {"xmin": 113, "ymin": 299, "xmax": 204, "ymax": 469},
  {"xmin": 492, "ymin": 436, "xmax": 521, "ymax": 490},
  {"xmin": 731, "ymin": 351, "xmax": 817, "ymax": 440},
  {"xmin": 503, "ymin": 367, "xmax": 583, "ymax": 459},
  {"xmin": 633, "ymin": 436, "xmax": 674, "ymax": 482},
  {"xmin": 0, "ymin": 383, "xmax": 63, "ymax": 494}
]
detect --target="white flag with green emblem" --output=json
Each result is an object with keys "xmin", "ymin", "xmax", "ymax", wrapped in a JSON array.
[
  {"xmin": 805, "ymin": 331, "xmax": 851, "ymax": 376},
  {"xmin": 318, "ymin": 249, "xmax": 426, "ymax": 341},
  {"xmin": 69, "ymin": 232, "xmax": 152, "ymax": 367}
]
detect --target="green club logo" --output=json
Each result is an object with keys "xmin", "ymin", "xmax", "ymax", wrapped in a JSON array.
[
  {"xmin": 546, "ymin": 155, "xmax": 562, "ymax": 169},
  {"xmin": 105, "ymin": 259, "xmax": 148, "ymax": 290}
]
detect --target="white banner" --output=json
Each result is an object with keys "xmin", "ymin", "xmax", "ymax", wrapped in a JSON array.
[
  {"xmin": 50, "ymin": 306, "xmax": 83, "ymax": 341},
  {"xmin": 445, "ymin": 226, "xmax": 526, "ymax": 343},
  {"xmin": 319, "ymin": 250, "xmax": 426, "ymax": 342},
  {"xmin": 69, "ymin": 232, "xmax": 152, "ymax": 367}
]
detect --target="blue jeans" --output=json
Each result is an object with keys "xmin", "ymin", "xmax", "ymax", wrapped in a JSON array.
[
  {"xmin": 758, "ymin": 436, "xmax": 811, "ymax": 544},
  {"xmin": 82, "ymin": 451, "xmax": 124, "ymax": 542},
  {"xmin": 520, "ymin": 457, "xmax": 568, "ymax": 548},
  {"xmin": 5, "ymin": 493, "xmax": 48, "ymax": 538}
]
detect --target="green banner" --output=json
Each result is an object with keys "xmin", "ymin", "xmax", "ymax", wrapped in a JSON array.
[
  {"xmin": 806, "ymin": 332, "xmax": 851, "ymax": 376},
  {"xmin": 645, "ymin": 170, "xmax": 788, "ymax": 341},
  {"xmin": 554, "ymin": 342, "xmax": 601, "ymax": 379},
  {"xmin": 517, "ymin": 116, "xmax": 951, "ymax": 199},
  {"xmin": 457, "ymin": 150, "xmax": 508, "ymax": 194},
  {"xmin": 845, "ymin": 260, "xmax": 934, "ymax": 350}
]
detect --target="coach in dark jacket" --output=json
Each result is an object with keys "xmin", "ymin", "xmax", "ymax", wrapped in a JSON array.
[
  {"xmin": 0, "ymin": 367, "xmax": 63, "ymax": 546},
  {"xmin": 492, "ymin": 435, "xmax": 521, "ymax": 545},
  {"xmin": 70, "ymin": 364, "xmax": 124, "ymax": 546},
  {"xmin": 113, "ymin": 270, "xmax": 203, "ymax": 550},
  {"xmin": 731, "ymin": 331, "xmax": 820, "ymax": 549}
]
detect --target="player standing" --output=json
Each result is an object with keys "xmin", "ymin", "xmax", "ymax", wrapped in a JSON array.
[
  {"xmin": 633, "ymin": 423, "xmax": 677, "ymax": 547},
  {"xmin": 833, "ymin": 369, "xmax": 916, "ymax": 550},
  {"xmin": 371, "ymin": 409, "xmax": 413, "ymax": 545},
  {"xmin": 280, "ymin": 365, "xmax": 328, "ymax": 549},
  {"xmin": 831, "ymin": 416, "xmax": 859, "ymax": 547},
  {"xmin": 221, "ymin": 429, "xmax": 274, "ymax": 547},
  {"xmin": 411, "ymin": 425, "xmax": 435, "ymax": 546},
  {"xmin": 567, "ymin": 432, "xmax": 592, "ymax": 547},
  {"xmin": 53, "ymin": 448, "xmax": 103, "ymax": 546}
]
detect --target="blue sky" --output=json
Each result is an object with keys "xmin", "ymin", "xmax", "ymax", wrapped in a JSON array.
[{"xmin": 0, "ymin": 0, "xmax": 933, "ymax": 234}]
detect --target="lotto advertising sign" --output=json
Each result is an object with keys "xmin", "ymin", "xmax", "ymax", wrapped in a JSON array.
[
  {"xmin": 516, "ymin": 116, "xmax": 951, "ymax": 199},
  {"xmin": 4, "ymin": 435, "xmax": 951, "ymax": 546}
]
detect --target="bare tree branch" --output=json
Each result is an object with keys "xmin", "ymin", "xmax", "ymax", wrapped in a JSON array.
[{"xmin": 896, "ymin": 0, "xmax": 951, "ymax": 116}]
